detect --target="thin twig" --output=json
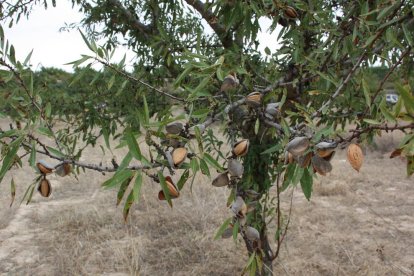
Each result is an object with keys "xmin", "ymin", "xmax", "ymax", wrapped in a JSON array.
[
  {"xmin": 0, "ymin": 59, "xmax": 64, "ymax": 152},
  {"xmin": 364, "ymin": 47, "xmax": 412, "ymax": 115},
  {"xmin": 96, "ymin": 58, "xmax": 186, "ymax": 103},
  {"xmin": 337, "ymin": 123, "xmax": 414, "ymax": 144},
  {"xmin": 272, "ymin": 185, "xmax": 295, "ymax": 261}
]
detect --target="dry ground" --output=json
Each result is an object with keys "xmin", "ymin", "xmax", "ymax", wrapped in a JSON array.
[{"xmin": 0, "ymin": 119, "xmax": 413, "ymax": 275}]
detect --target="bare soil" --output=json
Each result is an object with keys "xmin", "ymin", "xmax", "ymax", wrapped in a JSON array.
[{"xmin": 0, "ymin": 119, "xmax": 413, "ymax": 275}]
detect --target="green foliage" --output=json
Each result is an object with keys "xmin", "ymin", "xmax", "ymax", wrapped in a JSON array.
[{"xmin": 1, "ymin": 1, "xmax": 414, "ymax": 274}]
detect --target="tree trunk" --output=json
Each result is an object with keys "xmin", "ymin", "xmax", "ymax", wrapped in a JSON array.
[
  {"xmin": 260, "ymin": 231, "xmax": 274, "ymax": 275},
  {"xmin": 244, "ymin": 229, "xmax": 273, "ymax": 276}
]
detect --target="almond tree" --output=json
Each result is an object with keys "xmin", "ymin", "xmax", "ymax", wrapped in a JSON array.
[{"xmin": 1, "ymin": 1, "xmax": 414, "ymax": 275}]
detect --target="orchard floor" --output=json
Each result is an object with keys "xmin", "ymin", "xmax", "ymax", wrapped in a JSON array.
[{"xmin": 0, "ymin": 119, "xmax": 413, "ymax": 275}]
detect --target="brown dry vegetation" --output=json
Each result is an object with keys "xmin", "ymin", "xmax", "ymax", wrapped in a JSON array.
[{"xmin": 0, "ymin": 119, "xmax": 413, "ymax": 275}]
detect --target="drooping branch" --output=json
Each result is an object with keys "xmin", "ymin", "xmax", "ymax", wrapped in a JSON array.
[
  {"xmin": 364, "ymin": 46, "xmax": 412, "ymax": 114},
  {"xmin": 106, "ymin": 0, "xmax": 154, "ymax": 37},
  {"xmin": 338, "ymin": 123, "xmax": 414, "ymax": 144},
  {"xmin": 22, "ymin": 138, "xmax": 160, "ymax": 173},
  {"xmin": 96, "ymin": 58, "xmax": 186, "ymax": 103},
  {"xmin": 184, "ymin": 0, "xmax": 233, "ymax": 48},
  {"xmin": 0, "ymin": 59, "xmax": 64, "ymax": 152}
]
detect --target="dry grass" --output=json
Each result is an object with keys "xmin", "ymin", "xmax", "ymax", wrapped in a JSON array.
[{"xmin": 1, "ymin": 119, "xmax": 414, "ymax": 275}]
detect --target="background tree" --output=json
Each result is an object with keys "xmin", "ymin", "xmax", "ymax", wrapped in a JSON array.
[{"xmin": 1, "ymin": 0, "xmax": 414, "ymax": 275}]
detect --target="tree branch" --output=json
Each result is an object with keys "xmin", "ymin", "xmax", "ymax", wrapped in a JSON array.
[
  {"xmin": 184, "ymin": 0, "xmax": 233, "ymax": 48},
  {"xmin": 96, "ymin": 58, "xmax": 186, "ymax": 103},
  {"xmin": 337, "ymin": 123, "xmax": 414, "ymax": 144},
  {"xmin": 364, "ymin": 47, "xmax": 412, "ymax": 114},
  {"xmin": 0, "ymin": 59, "xmax": 64, "ymax": 152},
  {"xmin": 107, "ymin": 0, "xmax": 154, "ymax": 36}
]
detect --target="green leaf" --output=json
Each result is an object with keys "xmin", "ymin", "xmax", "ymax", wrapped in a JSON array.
[
  {"xmin": 281, "ymin": 163, "xmax": 296, "ymax": 192},
  {"xmin": 241, "ymin": 252, "xmax": 256, "ymax": 275},
  {"xmin": 199, "ymin": 158, "xmax": 210, "ymax": 176},
  {"xmin": 203, "ymin": 153, "xmax": 224, "ymax": 172},
  {"xmin": 254, "ymin": 118, "xmax": 260, "ymax": 135},
  {"xmin": 194, "ymin": 125, "xmax": 204, "ymax": 153},
  {"xmin": 65, "ymin": 55, "xmax": 92, "ymax": 67},
  {"xmin": 377, "ymin": 5, "xmax": 392, "ymax": 20},
  {"xmin": 23, "ymin": 49, "xmax": 33, "ymax": 66},
  {"xmin": 36, "ymin": 126, "xmax": 53, "ymax": 137},
  {"xmin": 10, "ymin": 178, "xmax": 16, "ymax": 207},
  {"xmin": 116, "ymin": 175, "xmax": 134, "ymax": 206},
  {"xmin": 407, "ymin": 156, "xmax": 414, "ymax": 177},
  {"xmin": 176, "ymin": 169, "xmax": 190, "ymax": 190},
  {"xmin": 125, "ymin": 130, "xmax": 142, "ymax": 161},
  {"xmin": 292, "ymin": 166, "xmax": 304, "ymax": 186},
  {"xmin": 25, "ymin": 182, "xmax": 36, "ymax": 205},
  {"xmin": 143, "ymin": 95, "xmax": 150, "ymax": 125},
  {"xmin": 29, "ymin": 141, "xmax": 36, "ymax": 168},
  {"xmin": 402, "ymin": 23, "xmax": 414, "ymax": 47},
  {"xmin": 158, "ymin": 172, "xmax": 173, "ymax": 207},
  {"xmin": 133, "ymin": 171, "xmax": 143, "ymax": 200},
  {"xmin": 362, "ymin": 78, "xmax": 371, "ymax": 108},
  {"xmin": 189, "ymin": 158, "xmax": 199, "ymax": 179},
  {"xmin": 395, "ymin": 83, "xmax": 414, "ymax": 115},
  {"xmin": 103, "ymin": 128, "xmax": 111, "ymax": 150},
  {"xmin": 190, "ymin": 108, "xmax": 210, "ymax": 119},
  {"xmin": 123, "ymin": 188, "xmax": 135, "ymax": 222},
  {"xmin": 46, "ymin": 146, "xmax": 65, "ymax": 158},
  {"xmin": 190, "ymin": 76, "xmax": 210, "ymax": 99},
  {"xmin": 45, "ymin": 102, "xmax": 52, "ymax": 118},
  {"xmin": 0, "ymin": 129, "xmax": 17, "ymax": 139},
  {"xmin": 300, "ymin": 168, "xmax": 313, "ymax": 201},
  {"xmin": 226, "ymin": 188, "xmax": 236, "ymax": 207},
  {"xmin": 363, "ymin": 34, "xmax": 377, "ymax": 48},
  {"xmin": 379, "ymin": 99, "xmax": 396, "ymax": 123},
  {"xmin": 102, "ymin": 169, "xmax": 133, "ymax": 188},
  {"xmin": 174, "ymin": 65, "xmax": 193, "ymax": 86},
  {"xmin": 118, "ymin": 152, "xmax": 133, "ymax": 171},
  {"xmin": 214, "ymin": 217, "xmax": 232, "ymax": 240},
  {"xmin": 20, "ymin": 181, "xmax": 35, "ymax": 205},
  {"xmin": 9, "ymin": 45, "xmax": 16, "ymax": 64},
  {"xmin": 363, "ymin": 119, "xmax": 381, "ymax": 125},
  {"xmin": 261, "ymin": 144, "xmax": 282, "ymax": 155},
  {"xmin": 122, "ymin": 172, "xmax": 143, "ymax": 222},
  {"xmin": 0, "ymin": 137, "xmax": 23, "ymax": 184},
  {"xmin": 107, "ymin": 75, "xmax": 116, "ymax": 90},
  {"xmin": 79, "ymin": 30, "xmax": 95, "ymax": 52},
  {"xmin": 316, "ymin": 71, "xmax": 338, "ymax": 86}
]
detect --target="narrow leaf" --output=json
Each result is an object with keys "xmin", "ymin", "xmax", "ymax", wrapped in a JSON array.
[
  {"xmin": 29, "ymin": 141, "xmax": 36, "ymax": 168},
  {"xmin": 363, "ymin": 119, "xmax": 381, "ymax": 125},
  {"xmin": 10, "ymin": 178, "xmax": 16, "ymax": 207},
  {"xmin": 203, "ymin": 153, "xmax": 224, "ymax": 172},
  {"xmin": 0, "ymin": 137, "xmax": 23, "ymax": 184},
  {"xmin": 158, "ymin": 172, "xmax": 172, "ymax": 207},
  {"xmin": 116, "ymin": 175, "xmax": 134, "ymax": 206},
  {"xmin": 300, "ymin": 168, "xmax": 313, "ymax": 200},
  {"xmin": 176, "ymin": 169, "xmax": 189, "ymax": 190},
  {"xmin": 125, "ymin": 130, "xmax": 142, "ymax": 161},
  {"xmin": 214, "ymin": 217, "xmax": 232, "ymax": 240},
  {"xmin": 123, "ymin": 189, "xmax": 135, "ymax": 222},
  {"xmin": 362, "ymin": 78, "xmax": 371, "ymax": 108},
  {"xmin": 102, "ymin": 169, "xmax": 133, "ymax": 188},
  {"xmin": 395, "ymin": 83, "xmax": 414, "ymax": 115}
]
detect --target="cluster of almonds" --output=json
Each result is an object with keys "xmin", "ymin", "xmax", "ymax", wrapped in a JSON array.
[
  {"xmin": 285, "ymin": 136, "xmax": 337, "ymax": 175},
  {"xmin": 285, "ymin": 136, "xmax": 364, "ymax": 174},
  {"xmin": 36, "ymin": 160, "xmax": 71, "ymax": 197},
  {"xmin": 210, "ymin": 139, "xmax": 262, "ymax": 243},
  {"xmin": 245, "ymin": 91, "xmax": 281, "ymax": 119},
  {"xmin": 157, "ymin": 122, "xmax": 206, "ymax": 201}
]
